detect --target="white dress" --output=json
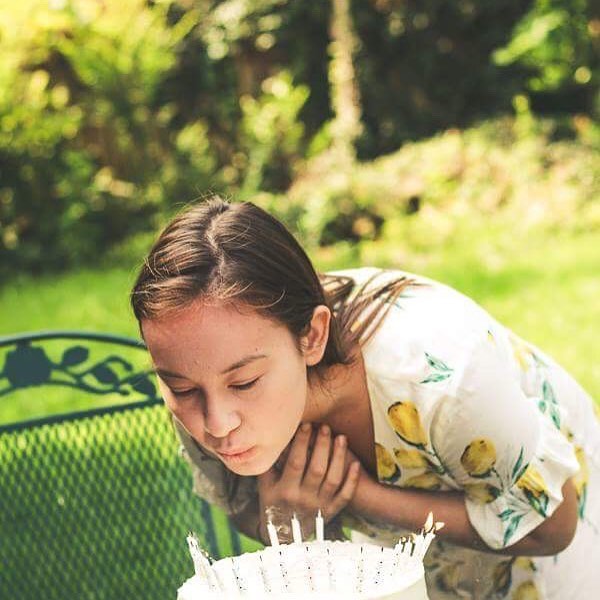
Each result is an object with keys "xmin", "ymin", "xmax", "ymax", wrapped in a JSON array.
[{"xmin": 176, "ymin": 266, "xmax": 600, "ymax": 599}]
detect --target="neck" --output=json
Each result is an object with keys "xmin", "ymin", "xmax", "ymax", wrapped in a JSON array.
[{"xmin": 303, "ymin": 348, "xmax": 364, "ymax": 425}]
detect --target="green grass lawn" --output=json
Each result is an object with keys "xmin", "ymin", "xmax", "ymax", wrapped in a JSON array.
[{"xmin": 1, "ymin": 226, "xmax": 598, "ymax": 417}]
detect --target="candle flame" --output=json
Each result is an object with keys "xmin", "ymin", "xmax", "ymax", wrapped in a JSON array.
[{"xmin": 424, "ymin": 511, "xmax": 434, "ymax": 532}]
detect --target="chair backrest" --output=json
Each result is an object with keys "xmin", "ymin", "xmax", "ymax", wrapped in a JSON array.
[{"xmin": 0, "ymin": 331, "xmax": 255, "ymax": 600}]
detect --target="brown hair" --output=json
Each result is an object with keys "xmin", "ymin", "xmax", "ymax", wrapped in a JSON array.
[{"xmin": 130, "ymin": 195, "xmax": 419, "ymax": 509}]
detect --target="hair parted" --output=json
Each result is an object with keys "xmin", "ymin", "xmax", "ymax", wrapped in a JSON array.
[
  {"xmin": 131, "ymin": 195, "xmax": 417, "ymax": 378},
  {"xmin": 130, "ymin": 195, "xmax": 419, "ymax": 512}
]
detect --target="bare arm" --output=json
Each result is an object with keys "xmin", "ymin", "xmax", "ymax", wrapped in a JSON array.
[{"xmin": 350, "ymin": 472, "xmax": 579, "ymax": 556}]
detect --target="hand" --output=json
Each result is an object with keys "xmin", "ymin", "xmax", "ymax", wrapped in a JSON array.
[{"xmin": 257, "ymin": 422, "xmax": 361, "ymax": 542}]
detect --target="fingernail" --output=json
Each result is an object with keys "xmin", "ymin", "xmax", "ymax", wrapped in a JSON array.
[
  {"xmin": 321, "ymin": 424, "xmax": 330, "ymax": 436},
  {"xmin": 337, "ymin": 434, "xmax": 346, "ymax": 447},
  {"xmin": 301, "ymin": 422, "xmax": 311, "ymax": 433}
]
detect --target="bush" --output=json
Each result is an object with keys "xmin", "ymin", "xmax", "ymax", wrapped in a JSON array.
[{"xmin": 258, "ymin": 115, "xmax": 599, "ymax": 251}]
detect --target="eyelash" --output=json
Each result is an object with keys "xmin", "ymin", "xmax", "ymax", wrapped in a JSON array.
[{"xmin": 171, "ymin": 378, "xmax": 260, "ymax": 397}]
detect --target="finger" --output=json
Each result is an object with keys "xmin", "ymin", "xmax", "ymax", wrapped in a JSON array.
[
  {"xmin": 325, "ymin": 461, "xmax": 361, "ymax": 518},
  {"xmin": 303, "ymin": 424, "xmax": 332, "ymax": 493},
  {"xmin": 319, "ymin": 433, "xmax": 347, "ymax": 499},
  {"xmin": 280, "ymin": 422, "xmax": 312, "ymax": 487}
]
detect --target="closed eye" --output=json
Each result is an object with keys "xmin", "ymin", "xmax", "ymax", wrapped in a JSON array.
[
  {"xmin": 170, "ymin": 377, "xmax": 260, "ymax": 398},
  {"xmin": 232, "ymin": 377, "xmax": 260, "ymax": 391},
  {"xmin": 170, "ymin": 388, "xmax": 195, "ymax": 399}
]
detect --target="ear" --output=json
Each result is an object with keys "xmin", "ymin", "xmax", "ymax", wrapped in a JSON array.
[{"xmin": 300, "ymin": 305, "xmax": 331, "ymax": 366}]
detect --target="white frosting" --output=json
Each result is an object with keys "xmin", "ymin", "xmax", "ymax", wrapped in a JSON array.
[{"xmin": 177, "ymin": 540, "xmax": 430, "ymax": 600}]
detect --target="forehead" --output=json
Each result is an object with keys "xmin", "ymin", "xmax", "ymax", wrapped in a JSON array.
[{"xmin": 141, "ymin": 301, "xmax": 285, "ymax": 372}]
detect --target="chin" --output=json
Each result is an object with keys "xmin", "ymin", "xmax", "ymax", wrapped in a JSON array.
[{"xmin": 221, "ymin": 450, "xmax": 275, "ymax": 477}]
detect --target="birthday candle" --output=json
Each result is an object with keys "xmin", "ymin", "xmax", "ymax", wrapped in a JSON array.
[
  {"xmin": 421, "ymin": 530, "xmax": 436, "ymax": 557},
  {"xmin": 258, "ymin": 555, "xmax": 272, "ymax": 593},
  {"xmin": 305, "ymin": 545, "xmax": 315, "ymax": 591},
  {"xmin": 393, "ymin": 537, "xmax": 406, "ymax": 574},
  {"xmin": 326, "ymin": 546, "xmax": 335, "ymax": 591},
  {"xmin": 409, "ymin": 533, "xmax": 418, "ymax": 557},
  {"xmin": 267, "ymin": 519, "xmax": 280, "ymax": 547},
  {"xmin": 316, "ymin": 509, "xmax": 325, "ymax": 542},
  {"xmin": 423, "ymin": 512, "xmax": 434, "ymax": 534},
  {"xmin": 356, "ymin": 546, "xmax": 365, "ymax": 593},
  {"xmin": 231, "ymin": 557, "xmax": 247, "ymax": 593},
  {"xmin": 373, "ymin": 546, "xmax": 384, "ymax": 588},
  {"xmin": 291, "ymin": 513, "xmax": 303, "ymax": 544},
  {"xmin": 200, "ymin": 548, "xmax": 222, "ymax": 591},
  {"xmin": 278, "ymin": 549, "xmax": 290, "ymax": 592},
  {"xmin": 186, "ymin": 533, "xmax": 215, "ymax": 589}
]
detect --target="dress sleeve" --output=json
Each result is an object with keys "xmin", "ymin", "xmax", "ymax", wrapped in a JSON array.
[
  {"xmin": 430, "ymin": 334, "xmax": 580, "ymax": 550},
  {"xmin": 172, "ymin": 418, "xmax": 256, "ymax": 516}
]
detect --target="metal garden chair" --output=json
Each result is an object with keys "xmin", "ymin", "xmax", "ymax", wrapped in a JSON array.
[{"xmin": 0, "ymin": 331, "xmax": 257, "ymax": 600}]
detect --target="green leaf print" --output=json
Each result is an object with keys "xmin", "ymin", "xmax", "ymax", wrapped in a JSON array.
[
  {"xmin": 578, "ymin": 485, "xmax": 587, "ymax": 519},
  {"xmin": 542, "ymin": 380, "xmax": 557, "ymax": 404},
  {"xmin": 524, "ymin": 490, "xmax": 549, "ymax": 518},
  {"xmin": 425, "ymin": 353, "xmax": 452, "ymax": 372},
  {"xmin": 503, "ymin": 514, "xmax": 524, "ymax": 547},
  {"xmin": 499, "ymin": 508, "xmax": 515, "ymax": 521},
  {"xmin": 542, "ymin": 380, "xmax": 560, "ymax": 429},
  {"xmin": 420, "ymin": 373, "xmax": 452, "ymax": 384},
  {"xmin": 511, "ymin": 448, "xmax": 525, "ymax": 483}
]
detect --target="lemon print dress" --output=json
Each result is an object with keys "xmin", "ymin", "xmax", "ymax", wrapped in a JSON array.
[
  {"xmin": 331, "ymin": 267, "xmax": 600, "ymax": 600},
  {"xmin": 174, "ymin": 266, "xmax": 600, "ymax": 600}
]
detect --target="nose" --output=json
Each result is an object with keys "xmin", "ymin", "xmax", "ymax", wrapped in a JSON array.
[{"xmin": 203, "ymin": 396, "xmax": 241, "ymax": 439}]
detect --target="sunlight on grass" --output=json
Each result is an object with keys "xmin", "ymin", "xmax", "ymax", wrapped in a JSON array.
[{"xmin": 1, "ymin": 227, "xmax": 598, "ymax": 418}]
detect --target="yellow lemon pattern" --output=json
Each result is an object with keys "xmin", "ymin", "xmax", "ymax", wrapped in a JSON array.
[
  {"xmin": 404, "ymin": 471, "xmax": 444, "ymax": 490},
  {"xmin": 393, "ymin": 447, "xmax": 428, "ymax": 469},
  {"xmin": 387, "ymin": 401, "xmax": 428, "ymax": 447},
  {"xmin": 516, "ymin": 465, "xmax": 549, "ymax": 517},
  {"xmin": 573, "ymin": 445, "xmax": 589, "ymax": 518},
  {"xmin": 509, "ymin": 335, "xmax": 532, "ymax": 371},
  {"xmin": 375, "ymin": 442, "xmax": 400, "ymax": 483},
  {"xmin": 512, "ymin": 581, "xmax": 540, "ymax": 600},
  {"xmin": 461, "ymin": 438, "xmax": 497, "ymax": 477},
  {"xmin": 593, "ymin": 401, "xmax": 600, "ymax": 422},
  {"xmin": 464, "ymin": 482, "xmax": 501, "ymax": 504},
  {"xmin": 514, "ymin": 557, "xmax": 536, "ymax": 572}
]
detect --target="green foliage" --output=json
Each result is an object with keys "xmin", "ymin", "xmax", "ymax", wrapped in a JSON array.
[
  {"xmin": 0, "ymin": 0, "xmax": 598, "ymax": 279},
  {"xmin": 262, "ymin": 116, "xmax": 599, "ymax": 251},
  {"xmin": 237, "ymin": 71, "xmax": 309, "ymax": 197},
  {"xmin": 0, "ymin": 0, "xmax": 217, "ymax": 277},
  {"xmin": 493, "ymin": 0, "xmax": 596, "ymax": 94}
]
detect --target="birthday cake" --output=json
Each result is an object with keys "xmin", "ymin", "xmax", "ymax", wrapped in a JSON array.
[{"xmin": 177, "ymin": 514, "xmax": 439, "ymax": 599}]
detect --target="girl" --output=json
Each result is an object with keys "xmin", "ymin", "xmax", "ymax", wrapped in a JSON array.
[{"xmin": 131, "ymin": 197, "xmax": 599, "ymax": 599}]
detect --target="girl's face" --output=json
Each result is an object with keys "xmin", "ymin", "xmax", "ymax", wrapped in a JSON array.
[{"xmin": 141, "ymin": 300, "xmax": 330, "ymax": 476}]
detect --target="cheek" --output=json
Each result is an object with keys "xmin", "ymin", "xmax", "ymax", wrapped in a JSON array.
[
  {"xmin": 261, "ymin": 367, "xmax": 307, "ymax": 429},
  {"xmin": 157, "ymin": 382, "xmax": 207, "ymax": 437}
]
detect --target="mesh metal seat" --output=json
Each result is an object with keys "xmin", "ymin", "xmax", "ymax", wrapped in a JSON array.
[{"xmin": 0, "ymin": 332, "xmax": 260, "ymax": 600}]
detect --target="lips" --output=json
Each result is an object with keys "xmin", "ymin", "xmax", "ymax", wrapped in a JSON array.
[{"xmin": 216, "ymin": 447, "xmax": 252, "ymax": 457}]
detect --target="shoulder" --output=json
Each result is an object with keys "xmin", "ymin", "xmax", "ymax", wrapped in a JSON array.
[{"xmin": 353, "ymin": 268, "xmax": 494, "ymax": 387}]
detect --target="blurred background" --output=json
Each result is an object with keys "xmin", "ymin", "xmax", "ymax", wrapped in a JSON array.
[{"xmin": 1, "ymin": 0, "xmax": 598, "ymax": 417}]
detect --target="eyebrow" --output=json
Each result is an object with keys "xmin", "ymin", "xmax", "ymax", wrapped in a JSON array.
[{"xmin": 155, "ymin": 353, "xmax": 268, "ymax": 379}]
